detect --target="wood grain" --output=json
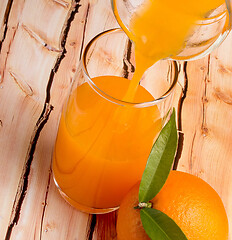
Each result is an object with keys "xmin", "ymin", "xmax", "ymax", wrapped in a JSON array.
[
  {"xmin": 0, "ymin": 0, "xmax": 72, "ymax": 239},
  {"xmin": 177, "ymin": 33, "xmax": 232, "ymax": 239}
]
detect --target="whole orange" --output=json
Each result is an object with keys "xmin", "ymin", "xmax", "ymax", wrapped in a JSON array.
[{"xmin": 117, "ymin": 170, "xmax": 229, "ymax": 240}]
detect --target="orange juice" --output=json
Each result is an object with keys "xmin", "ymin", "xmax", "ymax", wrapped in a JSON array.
[
  {"xmin": 114, "ymin": 0, "xmax": 226, "ymax": 96},
  {"xmin": 125, "ymin": 0, "xmax": 225, "ymax": 61},
  {"xmin": 53, "ymin": 76, "xmax": 161, "ymax": 210}
]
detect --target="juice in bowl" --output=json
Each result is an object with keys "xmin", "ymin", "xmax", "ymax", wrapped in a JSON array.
[{"xmin": 52, "ymin": 29, "xmax": 178, "ymax": 213}]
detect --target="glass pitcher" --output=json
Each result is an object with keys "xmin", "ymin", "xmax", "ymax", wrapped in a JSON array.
[{"xmin": 112, "ymin": 0, "xmax": 232, "ymax": 61}]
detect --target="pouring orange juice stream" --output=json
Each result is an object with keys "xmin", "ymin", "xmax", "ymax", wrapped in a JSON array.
[
  {"xmin": 115, "ymin": 0, "xmax": 226, "ymax": 101},
  {"xmin": 53, "ymin": 0, "xmax": 225, "ymax": 211}
]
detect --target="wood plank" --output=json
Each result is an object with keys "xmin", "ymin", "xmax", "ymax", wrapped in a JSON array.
[
  {"xmin": 0, "ymin": 0, "xmax": 72, "ymax": 238},
  {"xmin": 177, "ymin": 32, "xmax": 232, "ymax": 239},
  {"xmin": 8, "ymin": 1, "xmax": 90, "ymax": 239},
  {"xmin": 0, "ymin": 27, "xmax": 58, "ymax": 240}
]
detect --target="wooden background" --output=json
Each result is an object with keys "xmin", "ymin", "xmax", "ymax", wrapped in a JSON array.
[{"xmin": 0, "ymin": 0, "xmax": 231, "ymax": 239}]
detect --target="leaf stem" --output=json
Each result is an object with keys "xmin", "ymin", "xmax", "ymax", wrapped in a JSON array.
[{"xmin": 134, "ymin": 202, "xmax": 153, "ymax": 209}]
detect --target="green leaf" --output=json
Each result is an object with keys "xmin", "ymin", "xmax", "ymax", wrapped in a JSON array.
[
  {"xmin": 139, "ymin": 109, "xmax": 177, "ymax": 202},
  {"xmin": 140, "ymin": 208, "xmax": 188, "ymax": 240}
]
